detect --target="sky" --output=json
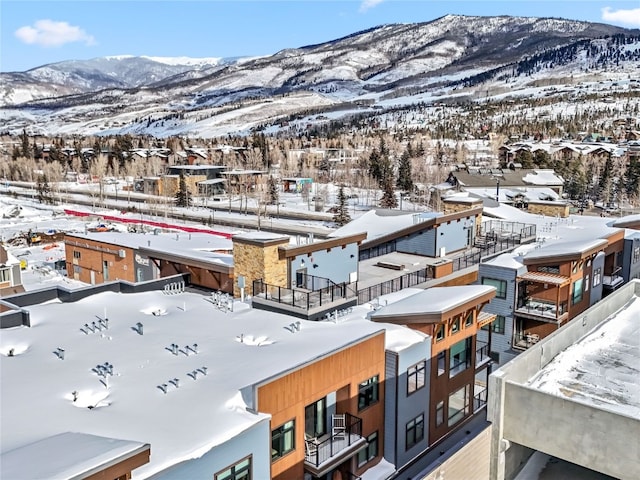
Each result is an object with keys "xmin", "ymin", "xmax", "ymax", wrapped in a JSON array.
[{"xmin": 1, "ymin": 1, "xmax": 640, "ymax": 72}]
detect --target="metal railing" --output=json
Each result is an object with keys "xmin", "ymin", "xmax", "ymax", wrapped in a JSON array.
[
  {"xmin": 305, "ymin": 413, "xmax": 363, "ymax": 467},
  {"xmin": 473, "ymin": 389, "xmax": 488, "ymax": 411},
  {"xmin": 476, "ymin": 342, "xmax": 490, "ymax": 366},
  {"xmin": 252, "ymin": 279, "xmax": 357, "ymax": 311},
  {"xmin": 357, "ymin": 266, "xmax": 434, "ymax": 304},
  {"xmin": 515, "ymin": 299, "xmax": 567, "ymax": 321}
]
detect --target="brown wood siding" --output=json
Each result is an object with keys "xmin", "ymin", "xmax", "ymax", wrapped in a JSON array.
[
  {"xmin": 258, "ymin": 332, "xmax": 386, "ymax": 480},
  {"xmin": 159, "ymin": 260, "xmax": 233, "ymax": 292}
]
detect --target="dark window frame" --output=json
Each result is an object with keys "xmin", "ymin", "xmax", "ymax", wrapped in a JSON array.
[
  {"xmin": 406, "ymin": 413, "xmax": 425, "ymax": 450},
  {"xmin": 357, "ymin": 431, "xmax": 379, "ymax": 467},
  {"xmin": 407, "ymin": 361, "xmax": 426, "ymax": 395},
  {"xmin": 215, "ymin": 455, "xmax": 252, "ymax": 480},
  {"xmin": 481, "ymin": 277, "xmax": 507, "ymax": 298},
  {"xmin": 358, "ymin": 375, "xmax": 379, "ymax": 411},
  {"xmin": 271, "ymin": 419, "xmax": 295, "ymax": 461}
]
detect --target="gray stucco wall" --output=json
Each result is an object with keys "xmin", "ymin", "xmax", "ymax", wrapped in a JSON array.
[
  {"xmin": 434, "ymin": 217, "xmax": 475, "ymax": 255},
  {"xmin": 148, "ymin": 416, "xmax": 271, "ymax": 479},
  {"xmin": 290, "ymin": 242, "xmax": 358, "ymax": 286}
]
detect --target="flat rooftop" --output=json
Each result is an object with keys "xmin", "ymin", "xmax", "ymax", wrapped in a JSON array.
[
  {"xmin": 527, "ymin": 291, "xmax": 640, "ymax": 419},
  {"xmin": 0, "ymin": 289, "xmax": 425, "ymax": 478}
]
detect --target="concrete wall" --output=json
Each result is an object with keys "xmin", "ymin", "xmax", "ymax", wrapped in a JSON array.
[
  {"xmin": 435, "ymin": 217, "xmax": 475, "ymax": 256},
  {"xmin": 488, "ymin": 280, "xmax": 640, "ymax": 480},
  {"xmin": 503, "ymin": 384, "xmax": 640, "ymax": 480},
  {"xmin": 418, "ymin": 425, "xmax": 492, "ymax": 480},
  {"xmin": 148, "ymin": 417, "xmax": 271, "ymax": 480}
]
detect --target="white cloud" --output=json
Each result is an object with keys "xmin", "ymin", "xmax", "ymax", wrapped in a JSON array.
[
  {"xmin": 601, "ymin": 7, "xmax": 640, "ymax": 27},
  {"xmin": 359, "ymin": 0, "xmax": 385, "ymax": 13},
  {"xmin": 14, "ymin": 20, "xmax": 96, "ymax": 48}
]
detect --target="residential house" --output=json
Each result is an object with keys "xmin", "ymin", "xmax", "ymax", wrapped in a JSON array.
[{"xmin": 0, "ymin": 245, "xmax": 23, "ymax": 297}]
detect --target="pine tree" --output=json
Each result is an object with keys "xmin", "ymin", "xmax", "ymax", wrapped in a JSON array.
[
  {"xmin": 624, "ymin": 156, "xmax": 640, "ymax": 199},
  {"xmin": 175, "ymin": 173, "xmax": 191, "ymax": 207},
  {"xmin": 20, "ymin": 129, "xmax": 30, "ymax": 158},
  {"xmin": 36, "ymin": 174, "xmax": 51, "ymax": 204},
  {"xmin": 333, "ymin": 185, "xmax": 351, "ymax": 226},
  {"xmin": 599, "ymin": 153, "xmax": 614, "ymax": 205},
  {"xmin": 267, "ymin": 175, "xmax": 279, "ymax": 205},
  {"xmin": 379, "ymin": 175, "xmax": 398, "ymax": 209},
  {"xmin": 396, "ymin": 149, "xmax": 413, "ymax": 192}
]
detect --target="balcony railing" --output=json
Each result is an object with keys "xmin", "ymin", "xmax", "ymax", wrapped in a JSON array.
[
  {"xmin": 252, "ymin": 278, "xmax": 357, "ymax": 311},
  {"xmin": 513, "ymin": 332, "xmax": 541, "ymax": 350},
  {"xmin": 476, "ymin": 342, "xmax": 490, "ymax": 367},
  {"xmin": 603, "ymin": 274, "xmax": 624, "ymax": 290},
  {"xmin": 473, "ymin": 389, "xmax": 488, "ymax": 412},
  {"xmin": 515, "ymin": 299, "xmax": 568, "ymax": 322},
  {"xmin": 304, "ymin": 413, "xmax": 366, "ymax": 475}
]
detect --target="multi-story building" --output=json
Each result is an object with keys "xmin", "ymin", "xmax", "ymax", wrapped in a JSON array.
[
  {"xmin": 0, "ymin": 244, "xmax": 23, "ymax": 297},
  {"xmin": 477, "ymin": 226, "xmax": 625, "ymax": 365},
  {"xmin": 370, "ymin": 285, "xmax": 496, "ymax": 454}
]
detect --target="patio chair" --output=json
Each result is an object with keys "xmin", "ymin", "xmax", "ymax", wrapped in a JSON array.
[{"xmin": 332, "ymin": 413, "xmax": 346, "ymax": 439}]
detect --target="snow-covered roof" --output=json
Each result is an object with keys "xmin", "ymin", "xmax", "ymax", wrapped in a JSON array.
[
  {"xmin": 482, "ymin": 252, "xmax": 526, "ymax": 272},
  {"xmin": 527, "ymin": 292, "xmax": 640, "ymax": 418},
  {"xmin": 522, "ymin": 169, "xmax": 564, "ymax": 186},
  {"xmin": 522, "ymin": 238, "xmax": 608, "ymax": 263},
  {"xmin": 371, "ymin": 285, "xmax": 495, "ymax": 320},
  {"xmin": 1, "ymin": 432, "xmax": 149, "ymax": 480},
  {"xmin": 67, "ymin": 231, "xmax": 233, "ymax": 265},
  {"xmin": 0, "ymin": 289, "xmax": 422, "ymax": 478},
  {"xmin": 331, "ymin": 209, "xmax": 438, "ymax": 242}
]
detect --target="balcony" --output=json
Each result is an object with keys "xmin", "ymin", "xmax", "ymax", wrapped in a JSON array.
[
  {"xmin": 473, "ymin": 388, "xmax": 488, "ymax": 412},
  {"xmin": 603, "ymin": 273, "xmax": 624, "ymax": 291},
  {"xmin": 512, "ymin": 332, "xmax": 541, "ymax": 350},
  {"xmin": 304, "ymin": 413, "xmax": 367, "ymax": 477},
  {"xmin": 252, "ymin": 277, "xmax": 358, "ymax": 321},
  {"xmin": 475, "ymin": 341, "xmax": 491, "ymax": 368},
  {"xmin": 515, "ymin": 299, "xmax": 568, "ymax": 323}
]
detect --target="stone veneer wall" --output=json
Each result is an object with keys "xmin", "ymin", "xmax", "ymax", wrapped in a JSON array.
[
  {"xmin": 233, "ymin": 239, "xmax": 288, "ymax": 297},
  {"xmin": 527, "ymin": 202, "xmax": 570, "ymax": 218}
]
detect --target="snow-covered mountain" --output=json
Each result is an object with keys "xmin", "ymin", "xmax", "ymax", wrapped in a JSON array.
[
  {"xmin": 0, "ymin": 55, "xmax": 232, "ymax": 106},
  {"xmin": 1, "ymin": 15, "xmax": 639, "ymax": 138}
]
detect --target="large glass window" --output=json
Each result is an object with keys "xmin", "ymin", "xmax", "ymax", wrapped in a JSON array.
[
  {"xmin": 405, "ymin": 414, "xmax": 424, "ymax": 450},
  {"xmin": 407, "ymin": 361, "xmax": 426, "ymax": 395},
  {"xmin": 0, "ymin": 268, "xmax": 10, "ymax": 283},
  {"xmin": 435, "ymin": 401, "xmax": 444, "ymax": 427},
  {"xmin": 572, "ymin": 278, "xmax": 584, "ymax": 305},
  {"xmin": 449, "ymin": 337, "xmax": 472, "ymax": 377},
  {"xmin": 448, "ymin": 385, "xmax": 470, "ymax": 427},
  {"xmin": 215, "ymin": 456, "xmax": 251, "ymax": 480},
  {"xmin": 357, "ymin": 431, "xmax": 378, "ymax": 467},
  {"xmin": 271, "ymin": 420, "xmax": 295, "ymax": 461},
  {"xmin": 437, "ymin": 351, "xmax": 446, "ymax": 376},
  {"xmin": 481, "ymin": 277, "xmax": 507, "ymax": 298},
  {"xmin": 358, "ymin": 375, "xmax": 379, "ymax": 411},
  {"xmin": 305, "ymin": 398, "xmax": 325, "ymax": 438}
]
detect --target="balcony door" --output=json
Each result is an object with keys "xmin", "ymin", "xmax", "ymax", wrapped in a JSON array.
[
  {"xmin": 305, "ymin": 397, "xmax": 326, "ymax": 439},
  {"xmin": 296, "ymin": 268, "xmax": 308, "ymax": 288}
]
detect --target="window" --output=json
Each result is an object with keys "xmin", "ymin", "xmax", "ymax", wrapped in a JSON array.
[
  {"xmin": 593, "ymin": 268, "xmax": 601, "ymax": 287},
  {"xmin": 407, "ymin": 361, "xmax": 426, "ymax": 395},
  {"xmin": 435, "ymin": 401, "xmax": 444, "ymax": 427},
  {"xmin": 634, "ymin": 246, "xmax": 640, "ymax": 264},
  {"xmin": 448, "ymin": 385, "xmax": 470, "ymax": 427},
  {"xmin": 405, "ymin": 414, "xmax": 424, "ymax": 449},
  {"xmin": 73, "ymin": 250, "xmax": 81, "ymax": 259},
  {"xmin": 73, "ymin": 265, "xmax": 81, "ymax": 274},
  {"xmin": 572, "ymin": 261, "xmax": 578, "ymax": 274},
  {"xmin": 358, "ymin": 375, "xmax": 379, "ymax": 411},
  {"xmin": 357, "ymin": 431, "xmax": 378, "ymax": 467},
  {"xmin": 572, "ymin": 278, "xmax": 584, "ymax": 305},
  {"xmin": 585, "ymin": 275, "xmax": 589, "ymax": 292},
  {"xmin": 449, "ymin": 337, "xmax": 472, "ymax": 377},
  {"xmin": 437, "ymin": 351, "xmax": 446, "ymax": 376},
  {"xmin": 435, "ymin": 324, "xmax": 445, "ymax": 342},
  {"xmin": 538, "ymin": 265, "xmax": 560, "ymax": 274},
  {"xmin": 0, "ymin": 268, "xmax": 9, "ymax": 283},
  {"xmin": 305, "ymin": 398, "xmax": 326, "ymax": 438},
  {"xmin": 481, "ymin": 278, "xmax": 507, "ymax": 298},
  {"xmin": 464, "ymin": 311, "xmax": 473, "ymax": 327},
  {"xmin": 482, "ymin": 315, "xmax": 505, "ymax": 334},
  {"xmin": 103, "ymin": 260, "xmax": 109, "ymax": 281},
  {"xmin": 216, "ymin": 456, "xmax": 251, "ymax": 480},
  {"xmin": 451, "ymin": 317, "xmax": 460, "ymax": 334},
  {"xmin": 271, "ymin": 420, "xmax": 295, "ymax": 461}
]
